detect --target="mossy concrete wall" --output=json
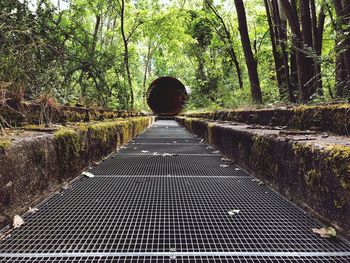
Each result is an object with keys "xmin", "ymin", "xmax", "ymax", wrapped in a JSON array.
[
  {"xmin": 184, "ymin": 104, "xmax": 350, "ymax": 136},
  {"xmin": 0, "ymin": 101, "xmax": 145, "ymax": 127},
  {"xmin": 0, "ymin": 117, "xmax": 154, "ymax": 227},
  {"xmin": 176, "ymin": 117, "xmax": 350, "ymax": 237}
]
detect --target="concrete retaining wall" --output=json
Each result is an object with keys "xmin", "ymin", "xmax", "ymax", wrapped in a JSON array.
[
  {"xmin": 177, "ymin": 116, "xmax": 350, "ymax": 237},
  {"xmin": 0, "ymin": 117, "xmax": 154, "ymax": 227},
  {"xmin": 184, "ymin": 104, "xmax": 350, "ymax": 136}
]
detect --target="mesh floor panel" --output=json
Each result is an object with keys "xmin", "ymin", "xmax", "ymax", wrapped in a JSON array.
[
  {"xmin": 118, "ymin": 143, "xmax": 214, "ymax": 155},
  {"xmin": 132, "ymin": 137, "xmax": 201, "ymax": 143},
  {"xmin": 1, "ymin": 176, "xmax": 350, "ymax": 254},
  {"xmin": 1, "ymin": 120, "xmax": 350, "ymax": 262},
  {"xmin": 89, "ymin": 155, "xmax": 245, "ymax": 176},
  {"xmin": 2, "ymin": 256, "xmax": 350, "ymax": 263},
  {"xmin": 137, "ymin": 130, "xmax": 194, "ymax": 138}
]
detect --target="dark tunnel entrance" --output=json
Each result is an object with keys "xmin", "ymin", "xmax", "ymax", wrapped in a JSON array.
[{"xmin": 147, "ymin": 77, "xmax": 187, "ymax": 116}]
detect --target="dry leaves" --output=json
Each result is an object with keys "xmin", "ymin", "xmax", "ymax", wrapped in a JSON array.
[
  {"xmin": 28, "ymin": 207, "xmax": 39, "ymax": 214},
  {"xmin": 12, "ymin": 215, "xmax": 25, "ymax": 228},
  {"xmin": 312, "ymin": 227, "xmax": 337, "ymax": 238},
  {"xmin": 228, "ymin": 209, "xmax": 240, "ymax": 216},
  {"xmin": 82, "ymin": 171, "xmax": 94, "ymax": 178}
]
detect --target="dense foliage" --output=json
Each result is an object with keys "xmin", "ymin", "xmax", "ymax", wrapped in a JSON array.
[{"xmin": 0, "ymin": 0, "xmax": 349, "ymax": 111}]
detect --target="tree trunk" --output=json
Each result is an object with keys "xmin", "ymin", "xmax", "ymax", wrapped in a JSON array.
[
  {"xmin": 121, "ymin": 0, "xmax": 134, "ymax": 109},
  {"xmin": 280, "ymin": 0, "xmax": 310, "ymax": 102},
  {"xmin": 314, "ymin": 4, "xmax": 325, "ymax": 95},
  {"xmin": 300, "ymin": 0, "xmax": 316, "ymax": 97},
  {"xmin": 264, "ymin": 0, "xmax": 284, "ymax": 97},
  {"xmin": 335, "ymin": 0, "xmax": 350, "ymax": 77},
  {"xmin": 205, "ymin": 0, "xmax": 243, "ymax": 89},
  {"xmin": 142, "ymin": 39, "xmax": 152, "ymax": 102},
  {"xmin": 272, "ymin": 0, "xmax": 295, "ymax": 102},
  {"xmin": 333, "ymin": 0, "xmax": 350, "ymax": 97},
  {"xmin": 234, "ymin": 0, "xmax": 262, "ymax": 103}
]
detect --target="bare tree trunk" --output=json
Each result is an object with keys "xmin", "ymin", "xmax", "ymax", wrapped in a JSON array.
[
  {"xmin": 205, "ymin": 0, "xmax": 243, "ymax": 89},
  {"xmin": 280, "ymin": 0, "xmax": 310, "ymax": 102},
  {"xmin": 334, "ymin": 0, "xmax": 350, "ymax": 77},
  {"xmin": 142, "ymin": 39, "xmax": 152, "ymax": 102},
  {"xmin": 234, "ymin": 0, "xmax": 262, "ymax": 103},
  {"xmin": 121, "ymin": 0, "xmax": 134, "ymax": 109},
  {"xmin": 264, "ymin": 0, "xmax": 284, "ymax": 96},
  {"xmin": 333, "ymin": 0, "xmax": 350, "ymax": 97},
  {"xmin": 312, "ymin": 2, "xmax": 325, "ymax": 96},
  {"xmin": 300, "ymin": 0, "xmax": 316, "ymax": 96},
  {"xmin": 272, "ymin": 0, "xmax": 295, "ymax": 102}
]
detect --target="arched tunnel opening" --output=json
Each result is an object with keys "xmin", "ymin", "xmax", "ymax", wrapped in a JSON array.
[{"xmin": 147, "ymin": 77, "xmax": 187, "ymax": 116}]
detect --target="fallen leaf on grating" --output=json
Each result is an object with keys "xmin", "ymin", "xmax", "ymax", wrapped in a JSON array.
[
  {"xmin": 212, "ymin": 150, "xmax": 220, "ymax": 154},
  {"xmin": 82, "ymin": 171, "xmax": 95, "ymax": 178},
  {"xmin": 141, "ymin": 150, "xmax": 149, "ymax": 153},
  {"xmin": 234, "ymin": 168, "xmax": 241, "ymax": 171},
  {"xmin": 28, "ymin": 207, "xmax": 39, "ymax": 214},
  {"xmin": 220, "ymin": 164, "xmax": 229, "ymax": 168},
  {"xmin": 13, "ymin": 215, "xmax": 25, "ymax": 228},
  {"xmin": 251, "ymin": 178, "xmax": 264, "ymax": 185},
  {"xmin": 61, "ymin": 183, "xmax": 70, "ymax": 191},
  {"xmin": 312, "ymin": 227, "xmax": 336, "ymax": 238},
  {"xmin": 228, "ymin": 209, "xmax": 240, "ymax": 216},
  {"xmin": 0, "ymin": 231, "xmax": 12, "ymax": 241},
  {"xmin": 221, "ymin": 157, "xmax": 232, "ymax": 162}
]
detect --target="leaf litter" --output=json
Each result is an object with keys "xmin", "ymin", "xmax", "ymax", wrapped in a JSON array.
[
  {"xmin": 13, "ymin": 215, "xmax": 25, "ymax": 228},
  {"xmin": 28, "ymin": 207, "xmax": 39, "ymax": 214},
  {"xmin": 312, "ymin": 227, "xmax": 337, "ymax": 238},
  {"xmin": 228, "ymin": 209, "xmax": 240, "ymax": 216},
  {"xmin": 82, "ymin": 171, "xmax": 94, "ymax": 178}
]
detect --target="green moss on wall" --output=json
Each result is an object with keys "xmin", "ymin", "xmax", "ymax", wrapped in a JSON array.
[
  {"xmin": 0, "ymin": 139, "xmax": 12, "ymax": 152},
  {"xmin": 53, "ymin": 128, "xmax": 82, "ymax": 176}
]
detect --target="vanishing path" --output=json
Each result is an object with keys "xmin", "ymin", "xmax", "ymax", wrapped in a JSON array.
[{"xmin": 1, "ymin": 120, "xmax": 350, "ymax": 262}]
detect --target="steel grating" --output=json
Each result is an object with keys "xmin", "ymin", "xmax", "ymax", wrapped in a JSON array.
[
  {"xmin": 138, "ymin": 129, "xmax": 193, "ymax": 137},
  {"xmin": 118, "ymin": 143, "xmax": 214, "ymax": 155},
  {"xmin": 1, "ymin": 176, "xmax": 350, "ymax": 255},
  {"xmin": 89, "ymin": 155, "xmax": 246, "ymax": 176},
  {"xmin": 132, "ymin": 136, "xmax": 201, "ymax": 143},
  {"xmin": 152, "ymin": 121, "xmax": 180, "ymax": 127},
  {"xmin": 2, "ymin": 256, "xmax": 350, "ymax": 263},
  {"xmin": 1, "ymin": 120, "xmax": 350, "ymax": 262}
]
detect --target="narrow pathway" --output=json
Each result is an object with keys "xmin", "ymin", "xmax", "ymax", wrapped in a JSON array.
[{"xmin": 1, "ymin": 120, "xmax": 350, "ymax": 262}]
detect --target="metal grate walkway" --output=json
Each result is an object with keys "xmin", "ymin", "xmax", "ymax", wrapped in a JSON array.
[{"xmin": 1, "ymin": 120, "xmax": 350, "ymax": 262}]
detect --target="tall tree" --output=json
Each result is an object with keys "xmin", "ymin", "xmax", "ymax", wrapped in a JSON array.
[
  {"xmin": 280, "ymin": 0, "xmax": 310, "ymax": 101},
  {"xmin": 204, "ymin": 0, "xmax": 243, "ymax": 89},
  {"xmin": 264, "ymin": 0, "xmax": 295, "ymax": 101},
  {"xmin": 234, "ymin": 0, "xmax": 262, "ymax": 103},
  {"xmin": 333, "ymin": 0, "xmax": 350, "ymax": 97},
  {"xmin": 120, "ymin": 0, "xmax": 133, "ymax": 109}
]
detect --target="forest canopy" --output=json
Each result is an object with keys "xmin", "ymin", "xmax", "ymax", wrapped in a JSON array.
[{"xmin": 0, "ymin": 0, "xmax": 349, "ymax": 111}]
